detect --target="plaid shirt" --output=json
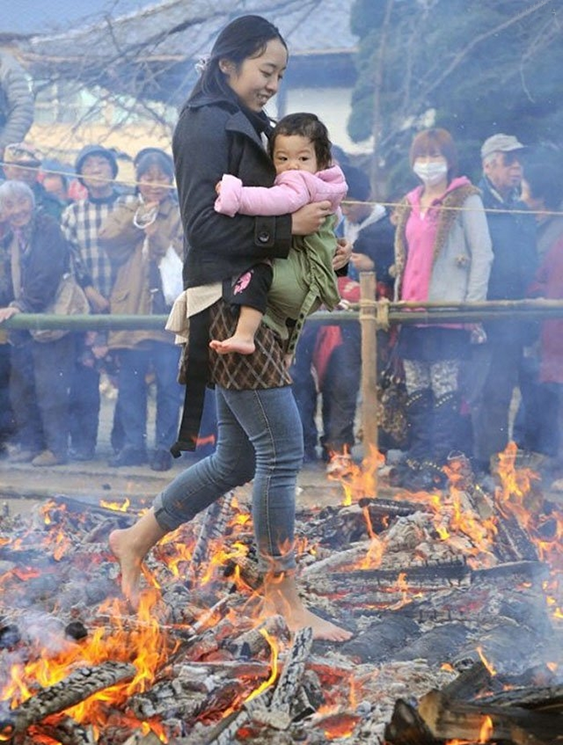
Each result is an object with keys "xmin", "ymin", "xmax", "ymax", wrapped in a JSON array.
[{"xmin": 61, "ymin": 191, "xmax": 120, "ymax": 298}]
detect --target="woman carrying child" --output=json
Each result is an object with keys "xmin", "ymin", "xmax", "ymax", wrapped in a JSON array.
[{"xmin": 109, "ymin": 15, "xmax": 351, "ymax": 641}]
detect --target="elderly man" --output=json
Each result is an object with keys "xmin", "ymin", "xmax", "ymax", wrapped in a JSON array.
[
  {"xmin": 463, "ymin": 134, "xmax": 537, "ymax": 479},
  {"xmin": 2, "ymin": 142, "xmax": 64, "ymax": 220}
]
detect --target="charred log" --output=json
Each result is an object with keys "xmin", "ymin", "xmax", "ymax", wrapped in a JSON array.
[
  {"xmin": 418, "ymin": 688, "xmax": 563, "ymax": 744},
  {"xmin": 384, "ymin": 698, "xmax": 440, "ymax": 744},
  {"xmin": 494, "ymin": 513, "xmax": 540, "ymax": 562},
  {"xmin": 189, "ymin": 493, "xmax": 235, "ymax": 581},
  {"xmin": 227, "ymin": 615, "xmax": 290, "ymax": 659},
  {"xmin": 0, "ymin": 661, "xmax": 135, "ymax": 740},
  {"xmin": 249, "ymin": 626, "xmax": 313, "ymax": 730}
]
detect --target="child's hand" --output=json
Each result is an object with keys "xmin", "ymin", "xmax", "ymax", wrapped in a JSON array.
[
  {"xmin": 215, "ymin": 181, "xmax": 222, "ymax": 195},
  {"xmin": 333, "ymin": 238, "xmax": 352, "ymax": 270},
  {"xmin": 350, "ymin": 251, "xmax": 374, "ymax": 272}
]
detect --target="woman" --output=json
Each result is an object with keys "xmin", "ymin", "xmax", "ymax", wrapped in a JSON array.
[
  {"xmin": 391, "ymin": 128, "xmax": 493, "ymax": 491},
  {"xmin": 109, "ymin": 16, "xmax": 351, "ymax": 641},
  {"xmin": 98, "ymin": 150, "xmax": 184, "ymax": 472},
  {"xmin": 0, "ymin": 180, "xmax": 75, "ymax": 466}
]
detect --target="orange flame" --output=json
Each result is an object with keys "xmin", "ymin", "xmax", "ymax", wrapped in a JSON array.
[
  {"xmin": 476, "ymin": 646, "xmax": 496, "ymax": 677},
  {"xmin": 99, "ymin": 498, "xmax": 131, "ymax": 512},
  {"xmin": 478, "ymin": 714, "xmax": 494, "ymax": 742},
  {"xmin": 244, "ymin": 629, "xmax": 279, "ymax": 702}
]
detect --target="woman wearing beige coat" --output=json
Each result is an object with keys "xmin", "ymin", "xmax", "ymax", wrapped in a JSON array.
[{"xmin": 98, "ymin": 150, "xmax": 184, "ymax": 471}]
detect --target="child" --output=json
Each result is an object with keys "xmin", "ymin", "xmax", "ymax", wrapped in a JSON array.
[{"xmin": 210, "ymin": 112, "xmax": 347, "ymax": 357}]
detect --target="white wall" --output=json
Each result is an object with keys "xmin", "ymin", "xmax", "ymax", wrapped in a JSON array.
[{"xmin": 282, "ymin": 86, "xmax": 373, "ymax": 156}]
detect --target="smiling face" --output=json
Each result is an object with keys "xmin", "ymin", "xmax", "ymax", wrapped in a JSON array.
[
  {"xmin": 2, "ymin": 193, "xmax": 34, "ymax": 229},
  {"xmin": 138, "ymin": 165, "xmax": 173, "ymax": 204},
  {"xmin": 272, "ymin": 135, "xmax": 318, "ymax": 175},
  {"xmin": 221, "ymin": 38, "xmax": 288, "ymax": 112},
  {"xmin": 79, "ymin": 155, "xmax": 115, "ymax": 196}
]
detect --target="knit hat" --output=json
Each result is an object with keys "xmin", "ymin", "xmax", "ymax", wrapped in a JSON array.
[
  {"xmin": 481, "ymin": 134, "xmax": 525, "ymax": 160},
  {"xmin": 4, "ymin": 142, "xmax": 43, "ymax": 166},
  {"xmin": 75, "ymin": 145, "xmax": 118, "ymax": 178}
]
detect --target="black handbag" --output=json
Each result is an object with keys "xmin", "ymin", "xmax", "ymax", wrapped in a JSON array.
[{"xmin": 376, "ymin": 346, "xmax": 408, "ymax": 448}]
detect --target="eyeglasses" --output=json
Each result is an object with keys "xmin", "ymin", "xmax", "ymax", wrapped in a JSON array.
[{"xmin": 501, "ymin": 152, "xmax": 522, "ymax": 166}]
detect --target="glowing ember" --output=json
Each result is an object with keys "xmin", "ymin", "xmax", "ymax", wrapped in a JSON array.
[{"xmin": 99, "ymin": 498, "xmax": 131, "ymax": 512}]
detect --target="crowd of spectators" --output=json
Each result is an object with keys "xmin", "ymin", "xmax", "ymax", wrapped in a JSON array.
[{"xmin": 0, "ymin": 127, "xmax": 562, "ymax": 489}]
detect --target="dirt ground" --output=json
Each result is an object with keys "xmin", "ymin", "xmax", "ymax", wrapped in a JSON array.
[{"xmin": 0, "ymin": 384, "xmax": 352, "ymax": 518}]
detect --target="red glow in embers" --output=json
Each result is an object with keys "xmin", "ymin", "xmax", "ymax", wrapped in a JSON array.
[{"xmin": 316, "ymin": 711, "xmax": 360, "ymax": 740}]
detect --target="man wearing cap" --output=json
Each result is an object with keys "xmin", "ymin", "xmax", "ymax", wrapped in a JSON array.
[
  {"xmin": 0, "ymin": 52, "xmax": 34, "ymax": 159},
  {"xmin": 61, "ymin": 144, "xmax": 121, "ymax": 461},
  {"xmin": 2, "ymin": 143, "xmax": 64, "ymax": 221},
  {"xmin": 463, "ymin": 133, "xmax": 537, "ymax": 479}
]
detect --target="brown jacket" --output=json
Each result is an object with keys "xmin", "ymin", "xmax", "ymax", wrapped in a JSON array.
[{"xmin": 98, "ymin": 194, "xmax": 183, "ymax": 350}]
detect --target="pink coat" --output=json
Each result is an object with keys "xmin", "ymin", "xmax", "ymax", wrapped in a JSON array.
[
  {"xmin": 528, "ymin": 235, "xmax": 563, "ymax": 384},
  {"xmin": 214, "ymin": 165, "xmax": 347, "ymax": 217}
]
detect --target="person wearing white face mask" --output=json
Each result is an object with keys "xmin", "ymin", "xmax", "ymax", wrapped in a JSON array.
[{"xmin": 389, "ymin": 128, "xmax": 493, "ymax": 491}]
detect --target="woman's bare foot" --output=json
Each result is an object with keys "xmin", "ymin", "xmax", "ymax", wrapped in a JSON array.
[
  {"xmin": 209, "ymin": 335, "xmax": 256, "ymax": 355},
  {"xmin": 108, "ymin": 508, "xmax": 167, "ymax": 610},
  {"xmin": 264, "ymin": 572, "xmax": 353, "ymax": 642},
  {"xmin": 109, "ymin": 528, "xmax": 143, "ymax": 608},
  {"xmin": 287, "ymin": 606, "xmax": 353, "ymax": 642}
]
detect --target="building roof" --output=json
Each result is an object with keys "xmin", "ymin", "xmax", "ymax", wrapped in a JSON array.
[
  {"xmin": 24, "ymin": 0, "xmax": 358, "ymax": 56},
  {"xmin": 14, "ymin": 0, "xmax": 358, "ymax": 105},
  {"xmin": 1, "ymin": 0, "xmax": 154, "ymax": 37}
]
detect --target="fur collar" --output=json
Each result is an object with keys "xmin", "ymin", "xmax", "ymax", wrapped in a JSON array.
[{"xmin": 393, "ymin": 182, "xmax": 480, "ymax": 292}]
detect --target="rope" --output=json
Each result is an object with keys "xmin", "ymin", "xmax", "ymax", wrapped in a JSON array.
[{"xmin": 2, "ymin": 160, "xmax": 562, "ymax": 218}]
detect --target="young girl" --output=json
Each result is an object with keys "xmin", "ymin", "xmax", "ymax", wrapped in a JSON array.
[{"xmin": 210, "ymin": 112, "xmax": 347, "ymax": 357}]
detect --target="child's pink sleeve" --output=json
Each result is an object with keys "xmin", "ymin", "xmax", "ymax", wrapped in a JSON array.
[
  {"xmin": 214, "ymin": 174, "xmax": 245, "ymax": 217},
  {"xmin": 216, "ymin": 172, "xmax": 313, "ymax": 217}
]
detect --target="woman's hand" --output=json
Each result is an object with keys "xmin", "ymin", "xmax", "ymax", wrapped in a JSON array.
[
  {"xmin": 0, "ymin": 306, "xmax": 20, "ymax": 323},
  {"xmin": 143, "ymin": 220, "xmax": 160, "ymax": 238},
  {"xmin": 333, "ymin": 238, "xmax": 352, "ymax": 271},
  {"xmin": 291, "ymin": 200, "xmax": 332, "ymax": 235},
  {"xmin": 85, "ymin": 286, "xmax": 110, "ymax": 313},
  {"xmin": 350, "ymin": 251, "xmax": 375, "ymax": 273}
]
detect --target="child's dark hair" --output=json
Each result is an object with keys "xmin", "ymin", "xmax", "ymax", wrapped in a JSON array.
[
  {"xmin": 270, "ymin": 113, "xmax": 332, "ymax": 170},
  {"xmin": 135, "ymin": 150, "xmax": 174, "ymax": 181},
  {"xmin": 190, "ymin": 15, "xmax": 287, "ymax": 101}
]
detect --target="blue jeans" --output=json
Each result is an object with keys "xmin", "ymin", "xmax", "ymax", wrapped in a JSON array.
[
  {"xmin": 153, "ymin": 385, "xmax": 303, "ymax": 574},
  {"xmin": 117, "ymin": 342, "xmax": 182, "ymax": 451}
]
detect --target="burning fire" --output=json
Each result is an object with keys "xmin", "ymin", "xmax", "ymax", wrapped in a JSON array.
[{"xmin": 1, "ymin": 590, "xmax": 170, "ymax": 739}]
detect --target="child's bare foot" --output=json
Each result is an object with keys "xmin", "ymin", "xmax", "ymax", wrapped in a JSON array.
[
  {"xmin": 209, "ymin": 335, "xmax": 256, "ymax": 355},
  {"xmin": 109, "ymin": 528, "xmax": 144, "ymax": 609}
]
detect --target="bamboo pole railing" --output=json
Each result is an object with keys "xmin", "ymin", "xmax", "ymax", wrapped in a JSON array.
[
  {"xmin": 5, "ymin": 298, "xmax": 563, "ymax": 333},
  {"xmin": 4, "ymin": 291, "xmax": 563, "ymax": 456}
]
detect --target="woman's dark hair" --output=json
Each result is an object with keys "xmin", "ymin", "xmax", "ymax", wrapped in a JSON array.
[
  {"xmin": 270, "ymin": 113, "xmax": 332, "ymax": 170},
  {"xmin": 410, "ymin": 128, "xmax": 458, "ymax": 182},
  {"xmin": 341, "ymin": 164, "xmax": 370, "ymax": 201},
  {"xmin": 522, "ymin": 161, "xmax": 563, "ymax": 210},
  {"xmin": 135, "ymin": 150, "xmax": 174, "ymax": 181},
  {"xmin": 190, "ymin": 15, "xmax": 287, "ymax": 100}
]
